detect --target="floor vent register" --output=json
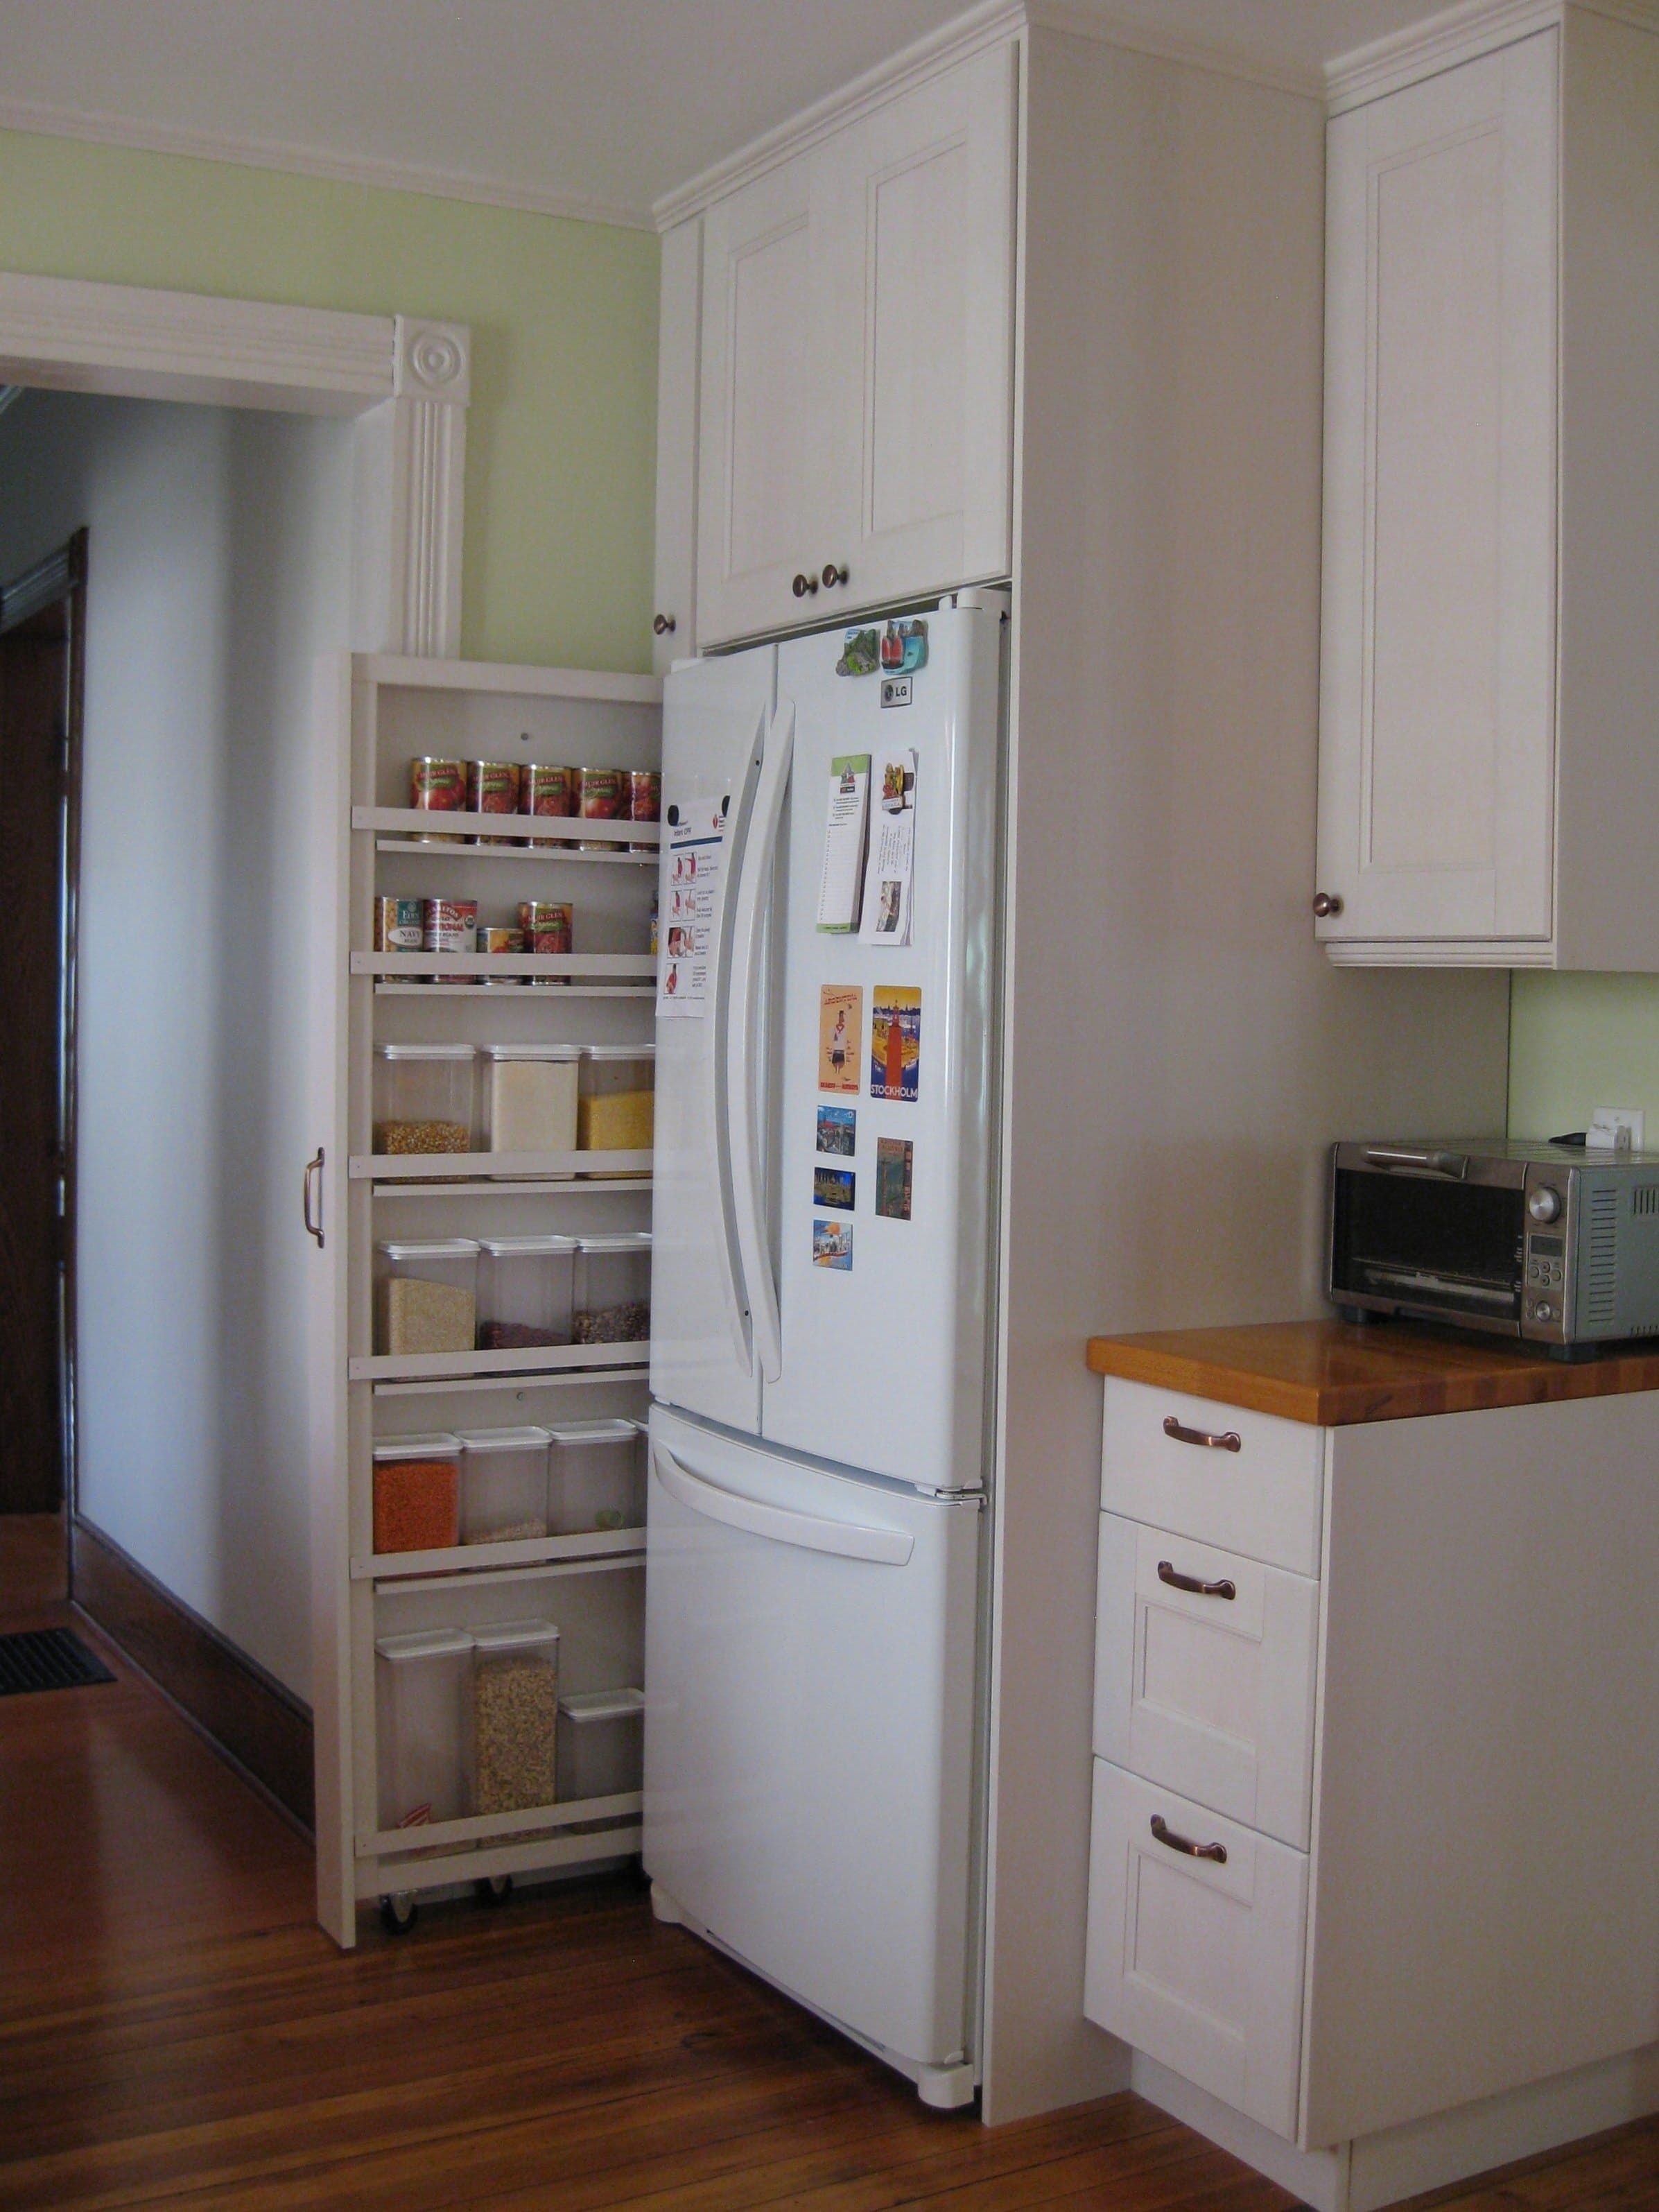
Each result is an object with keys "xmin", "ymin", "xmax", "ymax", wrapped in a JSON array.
[{"xmin": 0, "ymin": 1628, "xmax": 115, "ymax": 1697}]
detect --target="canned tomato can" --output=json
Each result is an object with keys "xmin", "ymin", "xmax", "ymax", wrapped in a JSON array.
[
  {"xmin": 476, "ymin": 924, "xmax": 526, "ymax": 985},
  {"xmin": 373, "ymin": 897, "xmax": 424, "ymax": 954},
  {"xmin": 520, "ymin": 763, "xmax": 575, "ymax": 847},
  {"xmin": 465, "ymin": 760, "xmax": 521, "ymax": 845},
  {"xmin": 627, "ymin": 769, "xmax": 661, "ymax": 852},
  {"xmin": 423, "ymin": 897, "xmax": 478, "ymax": 983},
  {"xmin": 518, "ymin": 899, "xmax": 572, "ymax": 986},
  {"xmin": 410, "ymin": 757, "xmax": 467, "ymax": 843},
  {"xmin": 576, "ymin": 766, "xmax": 627, "ymax": 849}
]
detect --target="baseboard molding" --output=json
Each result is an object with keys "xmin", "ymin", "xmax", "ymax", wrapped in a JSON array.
[{"xmin": 70, "ymin": 1514, "xmax": 314, "ymax": 1831}]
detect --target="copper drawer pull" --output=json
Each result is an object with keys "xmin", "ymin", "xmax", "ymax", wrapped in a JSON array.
[
  {"xmin": 1163, "ymin": 1416, "xmax": 1241, "ymax": 1453},
  {"xmin": 1150, "ymin": 1814, "xmax": 1227, "ymax": 1864},
  {"xmin": 1157, "ymin": 1560, "xmax": 1236, "ymax": 1600},
  {"xmin": 302, "ymin": 1148, "xmax": 324, "ymax": 1250}
]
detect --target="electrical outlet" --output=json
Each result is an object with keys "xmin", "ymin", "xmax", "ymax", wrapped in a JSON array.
[{"xmin": 1588, "ymin": 1107, "xmax": 1644, "ymax": 1152}]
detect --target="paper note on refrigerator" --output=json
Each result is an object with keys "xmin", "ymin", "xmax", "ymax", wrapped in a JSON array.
[
  {"xmin": 657, "ymin": 802, "xmax": 724, "ymax": 1017},
  {"xmin": 859, "ymin": 751, "xmax": 916, "ymax": 947},
  {"xmin": 816, "ymin": 754, "xmax": 871, "ymax": 932}
]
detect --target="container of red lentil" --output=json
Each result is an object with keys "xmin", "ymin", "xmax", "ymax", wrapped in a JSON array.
[
  {"xmin": 521, "ymin": 763, "xmax": 575, "ymax": 847},
  {"xmin": 410, "ymin": 756, "xmax": 467, "ymax": 843},
  {"xmin": 627, "ymin": 770, "xmax": 661, "ymax": 852},
  {"xmin": 576, "ymin": 766, "xmax": 627, "ymax": 850},
  {"xmin": 372, "ymin": 1434, "xmax": 462, "ymax": 1554},
  {"xmin": 465, "ymin": 760, "xmax": 521, "ymax": 845},
  {"xmin": 518, "ymin": 899, "xmax": 572, "ymax": 987}
]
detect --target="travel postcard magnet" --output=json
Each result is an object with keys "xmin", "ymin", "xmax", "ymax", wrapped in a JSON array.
[
  {"xmin": 859, "ymin": 750, "xmax": 916, "ymax": 947},
  {"xmin": 813, "ymin": 1219, "xmax": 853, "ymax": 1272},
  {"xmin": 817, "ymin": 1105, "xmax": 856, "ymax": 1157},
  {"xmin": 874, "ymin": 1137, "xmax": 914, "ymax": 1221},
  {"xmin": 816, "ymin": 754, "xmax": 871, "ymax": 932},
  {"xmin": 880, "ymin": 617, "xmax": 928, "ymax": 673},
  {"xmin": 870, "ymin": 986, "xmax": 921, "ymax": 1102},
  {"xmin": 818, "ymin": 985, "xmax": 862, "ymax": 1094},
  {"xmin": 836, "ymin": 627, "xmax": 880, "ymax": 677},
  {"xmin": 813, "ymin": 1165, "xmax": 855, "ymax": 1212}
]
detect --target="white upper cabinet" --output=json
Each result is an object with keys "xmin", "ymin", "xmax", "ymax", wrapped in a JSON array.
[
  {"xmin": 1315, "ymin": 10, "xmax": 1659, "ymax": 969},
  {"xmin": 693, "ymin": 42, "xmax": 1016, "ymax": 648},
  {"xmin": 651, "ymin": 219, "xmax": 702, "ymax": 674}
]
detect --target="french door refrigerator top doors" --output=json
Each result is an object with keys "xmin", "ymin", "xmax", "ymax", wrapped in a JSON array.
[{"xmin": 650, "ymin": 593, "xmax": 1005, "ymax": 1495}]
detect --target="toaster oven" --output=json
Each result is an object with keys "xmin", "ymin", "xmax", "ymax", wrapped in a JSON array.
[{"xmin": 1328, "ymin": 1140, "xmax": 1659, "ymax": 1351}]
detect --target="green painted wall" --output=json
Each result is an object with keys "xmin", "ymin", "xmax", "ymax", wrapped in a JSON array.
[
  {"xmin": 0, "ymin": 128, "xmax": 659, "ymax": 672},
  {"xmin": 1509, "ymin": 975, "xmax": 1659, "ymax": 1141}
]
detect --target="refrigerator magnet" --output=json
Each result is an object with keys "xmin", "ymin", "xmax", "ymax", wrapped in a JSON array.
[
  {"xmin": 870, "ymin": 986, "xmax": 921, "ymax": 1102},
  {"xmin": 818, "ymin": 985, "xmax": 862, "ymax": 1093},
  {"xmin": 836, "ymin": 627, "xmax": 880, "ymax": 677},
  {"xmin": 813, "ymin": 1164, "xmax": 855, "ymax": 1212},
  {"xmin": 880, "ymin": 617, "xmax": 928, "ymax": 673},
  {"xmin": 874, "ymin": 1137, "xmax": 913, "ymax": 1221},
  {"xmin": 812, "ymin": 1218, "xmax": 853, "ymax": 1271},
  {"xmin": 817, "ymin": 1105, "xmax": 855, "ymax": 1157}
]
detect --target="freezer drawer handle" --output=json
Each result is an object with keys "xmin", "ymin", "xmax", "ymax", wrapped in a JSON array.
[
  {"xmin": 302, "ymin": 1148, "xmax": 324, "ymax": 1250},
  {"xmin": 1156, "ymin": 1560, "xmax": 1236, "ymax": 1600},
  {"xmin": 1150, "ymin": 1814, "xmax": 1227, "ymax": 1865},
  {"xmin": 1162, "ymin": 1416, "xmax": 1241, "ymax": 1453},
  {"xmin": 653, "ymin": 1445, "xmax": 914, "ymax": 1566}
]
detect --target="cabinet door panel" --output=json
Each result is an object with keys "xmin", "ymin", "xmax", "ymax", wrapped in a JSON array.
[
  {"xmin": 1317, "ymin": 31, "xmax": 1557, "ymax": 945},
  {"xmin": 817, "ymin": 44, "xmax": 1016, "ymax": 614},
  {"xmin": 697, "ymin": 156, "xmax": 824, "ymax": 646}
]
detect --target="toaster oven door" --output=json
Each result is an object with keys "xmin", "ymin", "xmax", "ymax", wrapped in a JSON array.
[{"xmin": 1329, "ymin": 1155, "xmax": 1525, "ymax": 1331}]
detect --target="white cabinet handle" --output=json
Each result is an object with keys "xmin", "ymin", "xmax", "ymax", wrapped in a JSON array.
[{"xmin": 653, "ymin": 1444, "xmax": 914, "ymax": 1566}]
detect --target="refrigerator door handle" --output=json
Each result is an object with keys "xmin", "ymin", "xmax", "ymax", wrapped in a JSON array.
[
  {"xmin": 725, "ymin": 698, "xmax": 792, "ymax": 1385},
  {"xmin": 653, "ymin": 1442, "xmax": 915, "ymax": 1566},
  {"xmin": 707, "ymin": 704, "xmax": 770, "ymax": 1377}
]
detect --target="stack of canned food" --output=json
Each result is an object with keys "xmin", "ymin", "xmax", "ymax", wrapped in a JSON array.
[
  {"xmin": 373, "ymin": 893, "xmax": 586, "ymax": 983},
  {"xmin": 407, "ymin": 757, "xmax": 660, "ymax": 849}
]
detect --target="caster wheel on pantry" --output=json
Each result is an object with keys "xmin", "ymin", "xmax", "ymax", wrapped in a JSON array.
[
  {"xmin": 379, "ymin": 1892, "xmax": 418, "ymax": 1936},
  {"xmin": 474, "ymin": 1875, "xmax": 514, "ymax": 1907}
]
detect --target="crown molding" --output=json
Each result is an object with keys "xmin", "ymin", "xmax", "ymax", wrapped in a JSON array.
[
  {"xmin": 1028, "ymin": 3, "xmax": 1323, "ymax": 100},
  {"xmin": 1326, "ymin": 0, "xmax": 1659, "ymax": 110},
  {"xmin": 0, "ymin": 94, "xmax": 654, "ymax": 234}
]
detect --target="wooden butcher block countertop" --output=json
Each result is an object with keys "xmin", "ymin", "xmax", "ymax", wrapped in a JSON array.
[{"xmin": 1084, "ymin": 1317, "xmax": 1659, "ymax": 1426}]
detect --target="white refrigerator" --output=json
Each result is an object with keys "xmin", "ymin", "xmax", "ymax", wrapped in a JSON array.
[{"xmin": 645, "ymin": 594, "xmax": 1005, "ymax": 2109}]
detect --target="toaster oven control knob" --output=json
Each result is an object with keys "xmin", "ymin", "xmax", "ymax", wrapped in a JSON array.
[
  {"xmin": 1534, "ymin": 1301, "xmax": 1554, "ymax": 1323},
  {"xmin": 1528, "ymin": 1186, "xmax": 1563, "ymax": 1224}
]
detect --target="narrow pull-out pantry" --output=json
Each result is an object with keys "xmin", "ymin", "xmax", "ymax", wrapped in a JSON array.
[{"xmin": 311, "ymin": 655, "xmax": 662, "ymax": 1942}]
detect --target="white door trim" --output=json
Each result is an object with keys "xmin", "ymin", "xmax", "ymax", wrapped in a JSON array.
[{"xmin": 0, "ymin": 269, "xmax": 468, "ymax": 655}]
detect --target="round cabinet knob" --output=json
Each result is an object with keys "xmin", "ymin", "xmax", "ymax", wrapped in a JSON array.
[
  {"xmin": 1312, "ymin": 892, "xmax": 1344, "ymax": 919},
  {"xmin": 1528, "ymin": 1186, "xmax": 1563, "ymax": 1224},
  {"xmin": 821, "ymin": 562, "xmax": 849, "ymax": 589},
  {"xmin": 792, "ymin": 572, "xmax": 819, "ymax": 598},
  {"xmin": 652, "ymin": 612, "xmax": 676, "ymax": 637}
]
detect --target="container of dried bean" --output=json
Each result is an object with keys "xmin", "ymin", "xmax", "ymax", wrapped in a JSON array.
[
  {"xmin": 456, "ymin": 1426, "xmax": 550, "ymax": 1545},
  {"xmin": 373, "ymin": 1042, "xmax": 475, "ymax": 1154},
  {"xmin": 477, "ymin": 1235, "xmax": 577, "ymax": 1350},
  {"xmin": 627, "ymin": 770, "xmax": 661, "ymax": 852},
  {"xmin": 521, "ymin": 762, "xmax": 575, "ymax": 847},
  {"xmin": 410, "ymin": 757, "xmax": 467, "ymax": 843},
  {"xmin": 571, "ymin": 1232, "xmax": 652, "ymax": 1347},
  {"xmin": 575, "ymin": 766, "xmax": 627, "ymax": 849},
  {"xmin": 374, "ymin": 1238, "xmax": 480, "ymax": 1357},
  {"xmin": 469, "ymin": 1620, "xmax": 559, "ymax": 1814},
  {"xmin": 516, "ymin": 899, "xmax": 572, "ymax": 987},
  {"xmin": 422, "ymin": 897, "xmax": 478, "ymax": 985},
  {"xmin": 557, "ymin": 1687, "xmax": 645, "ymax": 1804},
  {"xmin": 373, "ymin": 896, "xmax": 425, "ymax": 954},
  {"xmin": 480, "ymin": 1042, "xmax": 579, "ymax": 1161},
  {"xmin": 465, "ymin": 760, "xmax": 521, "ymax": 845},
  {"xmin": 375, "ymin": 1627, "xmax": 471, "ymax": 1830},
  {"xmin": 546, "ymin": 1417, "xmax": 645, "ymax": 1535},
  {"xmin": 372, "ymin": 1433, "xmax": 462, "ymax": 1554}
]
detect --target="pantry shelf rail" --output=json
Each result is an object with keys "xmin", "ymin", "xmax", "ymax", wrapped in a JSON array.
[
  {"xmin": 353, "ymin": 952, "xmax": 657, "ymax": 979},
  {"xmin": 352, "ymin": 1526, "xmax": 645, "ymax": 1580},
  {"xmin": 350, "ymin": 1149, "xmax": 652, "ymax": 1180},
  {"xmin": 349, "ymin": 1341, "xmax": 648, "ymax": 1383},
  {"xmin": 354, "ymin": 805, "xmax": 661, "ymax": 846}
]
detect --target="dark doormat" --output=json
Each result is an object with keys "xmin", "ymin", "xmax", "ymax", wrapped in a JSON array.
[{"xmin": 0, "ymin": 1628, "xmax": 115, "ymax": 1695}]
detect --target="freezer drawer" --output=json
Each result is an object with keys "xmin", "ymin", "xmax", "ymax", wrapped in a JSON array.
[
  {"xmin": 643, "ymin": 1404, "xmax": 980, "ymax": 2071},
  {"xmin": 1084, "ymin": 1760, "xmax": 1308, "ymax": 2142},
  {"xmin": 1093, "ymin": 1514, "xmax": 1320, "ymax": 1849}
]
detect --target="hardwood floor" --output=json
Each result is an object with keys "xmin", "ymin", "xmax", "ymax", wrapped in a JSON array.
[{"xmin": 0, "ymin": 1515, "xmax": 1654, "ymax": 2212}]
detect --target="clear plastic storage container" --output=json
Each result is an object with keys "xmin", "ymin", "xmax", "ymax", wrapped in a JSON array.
[
  {"xmin": 546, "ymin": 1417, "xmax": 646, "ymax": 1533},
  {"xmin": 373, "ymin": 1042, "xmax": 476, "ymax": 1155},
  {"xmin": 374, "ymin": 1238, "xmax": 480, "ymax": 1357},
  {"xmin": 375, "ymin": 1627, "xmax": 471, "ymax": 1831},
  {"xmin": 476, "ymin": 1235, "xmax": 577, "ymax": 1351},
  {"xmin": 576, "ymin": 1043, "xmax": 655, "ymax": 1168},
  {"xmin": 456, "ymin": 1426, "xmax": 550, "ymax": 1544},
  {"xmin": 372, "ymin": 1432, "xmax": 462, "ymax": 1554},
  {"xmin": 556, "ymin": 1687, "xmax": 645, "ymax": 1803},
  {"xmin": 572, "ymin": 1232, "xmax": 652, "ymax": 1345},
  {"xmin": 469, "ymin": 1620, "xmax": 560, "ymax": 1813},
  {"xmin": 480, "ymin": 1043, "xmax": 580, "ymax": 1165}
]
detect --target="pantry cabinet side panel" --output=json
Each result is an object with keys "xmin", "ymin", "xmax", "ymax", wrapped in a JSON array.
[
  {"xmin": 307, "ymin": 652, "xmax": 357, "ymax": 1946},
  {"xmin": 652, "ymin": 219, "xmax": 702, "ymax": 674},
  {"xmin": 1554, "ymin": 12, "xmax": 1659, "ymax": 969}
]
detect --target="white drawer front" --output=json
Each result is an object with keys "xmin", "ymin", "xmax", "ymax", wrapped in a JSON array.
[
  {"xmin": 1093, "ymin": 1516, "xmax": 1319, "ymax": 1849},
  {"xmin": 1085, "ymin": 1760, "xmax": 1308, "ymax": 2142},
  {"xmin": 1101, "ymin": 1379, "xmax": 1325, "ymax": 1576}
]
